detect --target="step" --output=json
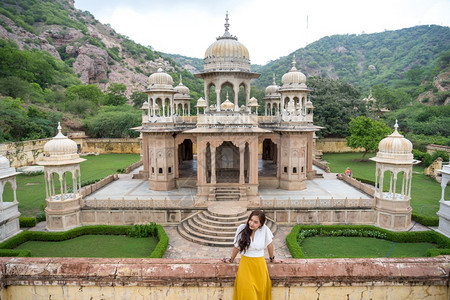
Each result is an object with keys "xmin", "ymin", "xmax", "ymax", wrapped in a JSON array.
[
  {"xmin": 177, "ymin": 225, "xmax": 233, "ymax": 247},
  {"xmin": 203, "ymin": 210, "xmax": 249, "ymax": 223},
  {"xmin": 191, "ymin": 216, "xmax": 242, "ymax": 231},
  {"xmin": 187, "ymin": 218, "xmax": 237, "ymax": 237},
  {"xmin": 180, "ymin": 222, "xmax": 235, "ymax": 242},
  {"xmin": 195, "ymin": 213, "xmax": 246, "ymax": 227}
]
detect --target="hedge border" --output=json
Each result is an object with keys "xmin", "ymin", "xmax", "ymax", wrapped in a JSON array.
[
  {"xmin": 286, "ymin": 224, "xmax": 450, "ymax": 259},
  {"xmin": 0, "ymin": 225, "xmax": 168, "ymax": 258},
  {"xmin": 411, "ymin": 212, "xmax": 439, "ymax": 227}
]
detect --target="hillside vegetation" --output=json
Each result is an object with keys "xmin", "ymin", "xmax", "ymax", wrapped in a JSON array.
[{"xmin": 0, "ymin": 0, "xmax": 448, "ymax": 145}]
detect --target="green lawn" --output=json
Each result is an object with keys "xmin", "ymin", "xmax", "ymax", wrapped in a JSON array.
[
  {"xmin": 14, "ymin": 234, "xmax": 157, "ymax": 258},
  {"xmin": 3, "ymin": 154, "xmax": 140, "ymax": 217},
  {"xmin": 301, "ymin": 236, "xmax": 436, "ymax": 258},
  {"xmin": 322, "ymin": 152, "xmax": 449, "ymax": 219}
]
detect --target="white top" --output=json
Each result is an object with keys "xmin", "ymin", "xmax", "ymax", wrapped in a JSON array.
[{"xmin": 233, "ymin": 223, "xmax": 273, "ymax": 257}]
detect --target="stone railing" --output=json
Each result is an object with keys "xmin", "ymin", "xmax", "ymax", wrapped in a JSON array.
[
  {"xmin": 427, "ymin": 144, "xmax": 450, "ymax": 154},
  {"xmin": 313, "ymin": 159, "xmax": 330, "ymax": 173},
  {"xmin": 197, "ymin": 112, "xmax": 258, "ymax": 126},
  {"xmin": 80, "ymin": 174, "xmax": 118, "ymax": 198},
  {"xmin": 0, "ymin": 257, "xmax": 448, "ymax": 299},
  {"xmin": 174, "ymin": 116, "xmax": 197, "ymax": 123},
  {"xmin": 337, "ymin": 173, "xmax": 375, "ymax": 197},
  {"xmin": 125, "ymin": 160, "xmax": 143, "ymax": 174},
  {"xmin": 258, "ymin": 115, "xmax": 281, "ymax": 123},
  {"xmin": 83, "ymin": 198, "xmax": 183, "ymax": 209},
  {"xmin": 260, "ymin": 197, "xmax": 374, "ymax": 209}
]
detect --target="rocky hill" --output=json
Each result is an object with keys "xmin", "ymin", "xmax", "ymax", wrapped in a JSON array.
[{"xmin": 0, "ymin": 0, "xmax": 185, "ymax": 97}]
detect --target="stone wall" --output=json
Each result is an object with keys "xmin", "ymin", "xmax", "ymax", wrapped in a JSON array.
[
  {"xmin": 0, "ymin": 256, "xmax": 448, "ymax": 299},
  {"xmin": 316, "ymin": 138, "xmax": 364, "ymax": 153},
  {"xmin": 0, "ymin": 138, "xmax": 51, "ymax": 168},
  {"xmin": 0, "ymin": 138, "xmax": 141, "ymax": 168},
  {"xmin": 427, "ymin": 144, "xmax": 450, "ymax": 155},
  {"xmin": 80, "ymin": 138, "xmax": 140, "ymax": 154}
]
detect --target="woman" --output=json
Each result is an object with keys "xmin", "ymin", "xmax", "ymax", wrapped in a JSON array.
[{"xmin": 223, "ymin": 210, "xmax": 275, "ymax": 300}]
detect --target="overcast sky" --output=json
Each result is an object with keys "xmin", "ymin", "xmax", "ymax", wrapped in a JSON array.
[{"xmin": 74, "ymin": 0, "xmax": 450, "ymax": 65}]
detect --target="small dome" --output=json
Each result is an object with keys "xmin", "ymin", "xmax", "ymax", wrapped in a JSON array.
[
  {"xmin": 148, "ymin": 68, "xmax": 174, "ymax": 89},
  {"xmin": 265, "ymin": 74, "xmax": 279, "ymax": 96},
  {"xmin": 220, "ymin": 99, "xmax": 234, "ymax": 111},
  {"xmin": 174, "ymin": 75, "xmax": 191, "ymax": 100},
  {"xmin": 141, "ymin": 101, "xmax": 149, "ymax": 109},
  {"xmin": 44, "ymin": 124, "xmax": 78, "ymax": 156},
  {"xmin": 203, "ymin": 13, "xmax": 251, "ymax": 72},
  {"xmin": 38, "ymin": 123, "xmax": 85, "ymax": 165},
  {"xmin": 373, "ymin": 121, "xmax": 414, "ymax": 164},
  {"xmin": 282, "ymin": 60, "xmax": 306, "ymax": 86},
  {"xmin": 0, "ymin": 155, "xmax": 10, "ymax": 169},
  {"xmin": 0, "ymin": 154, "xmax": 18, "ymax": 179},
  {"xmin": 196, "ymin": 97, "xmax": 207, "ymax": 107},
  {"xmin": 248, "ymin": 97, "xmax": 259, "ymax": 107}
]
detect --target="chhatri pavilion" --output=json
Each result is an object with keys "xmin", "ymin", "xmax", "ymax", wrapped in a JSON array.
[{"xmin": 137, "ymin": 13, "xmax": 321, "ymax": 205}]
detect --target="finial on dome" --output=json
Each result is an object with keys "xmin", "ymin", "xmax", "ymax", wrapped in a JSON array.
[
  {"xmin": 226, "ymin": 91, "xmax": 229, "ymax": 100},
  {"xmin": 394, "ymin": 120, "xmax": 399, "ymax": 131},
  {"xmin": 225, "ymin": 11, "xmax": 230, "ymax": 32},
  {"xmin": 57, "ymin": 122, "xmax": 62, "ymax": 134},
  {"xmin": 272, "ymin": 74, "xmax": 276, "ymax": 85},
  {"xmin": 179, "ymin": 74, "xmax": 183, "ymax": 85},
  {"xmin": 291, "ymin": 54, "xmax": 297, "ymax": 71}
]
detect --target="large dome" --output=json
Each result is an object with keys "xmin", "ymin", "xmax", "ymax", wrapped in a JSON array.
[{"xmin": 203, "ymin": 13, "xmax": 250, "ymax": 72}]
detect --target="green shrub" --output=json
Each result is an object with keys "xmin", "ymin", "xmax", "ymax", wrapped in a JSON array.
[
  {"xmin": 287, "ymin": 225, "xmax": 450, "ymax": 258},
  {"xmin": 19, "ymin": 217, "xmax": 37, "ymax": 228},
  {"xmin": 127, "ymin": 223, "xmax": 157, "ymax": 238},
  {"xmin": 149, "ymin": 224, "xmax": 169, "ymax": 258},
  {"xmin": 0, "ymin": 224, "xmax": 169, "ymax": 258},
  {"xmin": 0, "ymin": 249, "xmax": 31, "ymax": 257},
  {"xmin": 411, "ymin": 212, "xmax": 439, "ymax": 227}
]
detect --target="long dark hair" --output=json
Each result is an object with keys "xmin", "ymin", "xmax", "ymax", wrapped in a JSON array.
[{"xmin": 238, "ymin": 210, "xmax": 266, "ymax": 253}]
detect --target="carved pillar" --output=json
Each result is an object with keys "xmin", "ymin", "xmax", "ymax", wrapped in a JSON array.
[
  {"xmin": 234, "ymin": 86, "xmax": 239, "ymax": 111},
  {"xmin": 216, "ymin": 88, "xmax": 221, "ymax": 111},
  {"xmin": 239, "ymin": 146, "xmax": 245, "ymax": 184},
  {"xmin": 211, "ymin": 146, "xmax": 216, "ymax": 184}
]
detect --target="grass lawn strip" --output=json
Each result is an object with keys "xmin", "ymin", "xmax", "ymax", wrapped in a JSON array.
[
  {"xmin": 321, "ymin": 152, "xmax": 449, "ymax": 219},
  {"xmin": 2, "ymin": 153, "xmax": 140, "ymax": 217},
  {"xmin": 301, "ymin": 236, "xmax": 436, "ymax": 258},
  {"xmin": 14, "ymin": 234, "xmax": 158, "ymax": 258}
]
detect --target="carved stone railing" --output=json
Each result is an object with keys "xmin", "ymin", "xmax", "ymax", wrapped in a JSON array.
[
  {"xmin": 260, "ymin": 197, "xmax": 374, "ymax": 209},
  {"xmin": 84, "ymin": 198, "xmax": 183, "ymax": 209},
  {"xmin": 197, "ymin": 112, "xmax": 258, "ymax": 126}
]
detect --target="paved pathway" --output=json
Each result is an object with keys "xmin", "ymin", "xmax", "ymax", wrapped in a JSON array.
[{"xmin": 163, "ymin": 225, "xmax": 292, "ymax": 259}]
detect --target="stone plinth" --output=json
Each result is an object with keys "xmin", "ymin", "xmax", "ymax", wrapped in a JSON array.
[
  {"xmin": 0, "ymin": 257, "xmax": 448, "ymax": 299},
  {"xmin": 45, "ymin": 195, "xmax": 82, "ymax": 231},
  {"xmin": 438, "ymin": 200, "xmax": 450, "ymax": 237}
]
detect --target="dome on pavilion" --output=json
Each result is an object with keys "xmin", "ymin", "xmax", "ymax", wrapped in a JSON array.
[
  {"xmin": 265, "ymin": 74, "xmax": 280, "ymax": 96},
  {"xmin": 174, "ymin": 76, "xmax": 191, "ymax": 100},
  {"xmin": 148, "ymin": 67, "xmax": 174, "ymax": 90},
  {"xmin": 38, "ymin": 123, "xmax": 85, "ymax": 165},
  {"xmin": 371, "ymin": 121, "xmax": 415, "ymax": 164},
  {"xmin": 203, "ymin": 12, "xmax": 250, "ymax": 72},
  {"xmin": 0, "ymin": 154, "xmax": 19, "ymax": 179},
  {"xmin": 281, "ymin": 55, "xmax": 307, "ymax": 87}
]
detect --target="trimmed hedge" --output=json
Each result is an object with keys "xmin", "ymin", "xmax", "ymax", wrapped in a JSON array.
[
  {"xmin": 0, "ymin": 225, "xmax": 168, "ymax": 258},
  {"xmin": 19, "ymin": 217, "xmax": 37, "ymax": 228},
  {"xmin": 286, "ymin": 225, "xmax": 450, "ymax": 258},
  {"xmin": 411, "ymin": 212, "xmax": 439, "ymax": 227}
]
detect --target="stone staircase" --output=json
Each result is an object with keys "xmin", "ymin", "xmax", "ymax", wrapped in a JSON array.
[
  {"xmin": 214, "ymin": 187, "xmax": 240, "ymax": 201},
  {"xmin": 178, "ymin": 207, "xmax": 278, "ymax": 247}
]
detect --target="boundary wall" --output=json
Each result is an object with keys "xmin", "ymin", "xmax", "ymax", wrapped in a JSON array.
[{"xmin": 0, "ymin": 256, "xmax": 448, "ymax": 299}]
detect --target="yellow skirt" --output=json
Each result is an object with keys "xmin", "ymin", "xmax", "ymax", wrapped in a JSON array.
[{"xmin": 233, "ymin": 256, "xmax": 271, "ymax": 300}]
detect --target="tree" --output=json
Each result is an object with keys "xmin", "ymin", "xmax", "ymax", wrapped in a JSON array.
[
  {"xmin": 104, "ymin": 83, "xmax": 127, "ymax": 106},
  {"xmin": 131, "ymin": 91, "xmax": 147, "ymax": 108},
  {"xmin": 346, "ymin": 116, "xmax": 392, "ymax": 160}
]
